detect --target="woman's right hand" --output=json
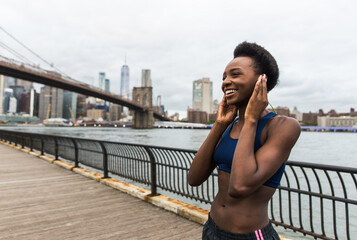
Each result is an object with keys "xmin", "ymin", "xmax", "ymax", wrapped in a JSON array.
[{"xmin": 216, "ymin": 95, "xmax": 238, "ymax": 125}]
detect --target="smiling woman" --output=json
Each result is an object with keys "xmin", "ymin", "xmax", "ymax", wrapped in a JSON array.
[{"xmin": 188, "ymin": 42, "xmax": 301, "ymax": 240}]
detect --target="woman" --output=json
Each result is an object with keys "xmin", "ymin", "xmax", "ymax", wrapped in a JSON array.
[{"xmin": 188, "ymin": 42, "xmax": 301, "ymax": 240}]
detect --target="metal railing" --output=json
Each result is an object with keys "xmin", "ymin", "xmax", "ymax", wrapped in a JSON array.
[{"xmin": 0, "ymin": 129, "xmax": 355, "ymax": 240}]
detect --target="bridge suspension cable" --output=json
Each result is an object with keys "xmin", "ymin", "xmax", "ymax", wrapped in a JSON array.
[
  {"xmin": 0, "ymin": 26, "xmax": 70, "ymax": 78},
  {"xmin": 0, "ymin": 40, "xmax": 35, "ymax": 65}
]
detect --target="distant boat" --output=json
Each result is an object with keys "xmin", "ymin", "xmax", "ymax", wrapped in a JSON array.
[{"xmin": 43, "ymin": 118, "xmax": 71, "ymax": 127}]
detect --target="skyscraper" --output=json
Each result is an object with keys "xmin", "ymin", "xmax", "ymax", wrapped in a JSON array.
[
  {"xmin": 3, "ymin": 88, "xmax": 13, "ymax": 114},
  {"xmin": 120, "ymin": 65, "xmax": 130, "ymax": 99},
  {"xmin": 105, "ymin": 79, "xmax": 110, "ymax": 92},
  {"xmin": 157, "ymin": 95, "xmax": 162, "ymax": 106},
  {"xmin": 98, "ymin": 72, "xmax": 105, "ymax": 90},
  {"xmin": 14, "ymin": 79, "xmax": 33, "ymax": 91},
  {"xmin": 141, "ymin": 69, "xmax": 151, "ymax": 87},
  {"xmin": 4, "ymin": 76, "xmax": 15, "ymax": 88},
  {"xmin": 76, "ymin": 94, "xmax": 87, "ymax": 119},
  {"xmin": 8, "ymin": 96, "xmax": 17, "ymax": 114},
  {"xmin": 39, "ymin": 86, "xmax": 63, "ymax": 121},
  {"xmin": 63, "ymin": 91, "xmax": 78, "ymax": 120},
  {"xmin": 192, "ymin": 77, "xmax": 213, "ymax": 114}
]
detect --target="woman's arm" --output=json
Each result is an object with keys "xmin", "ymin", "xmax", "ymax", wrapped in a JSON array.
[
  {"xmin": 188, "ymin": 96, "xmax": 237, "ymax": 186},
  {"xmin": 228, "ymin": 76, "xmax": 300, "ymax": 197}
]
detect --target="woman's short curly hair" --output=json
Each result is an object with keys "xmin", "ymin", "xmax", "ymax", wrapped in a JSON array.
[{"xmin": 233, "ymin": 41, "xmax": 279, "ymax": 92}]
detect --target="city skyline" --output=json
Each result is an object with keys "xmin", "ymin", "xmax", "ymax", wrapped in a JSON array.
[
  {"xmin": 0, "ymin": 1, "xmax": 356, "ymax": 118},
  {"xmin": 1, "ymin": 74, "xmax": 356, "ymax": 125}
]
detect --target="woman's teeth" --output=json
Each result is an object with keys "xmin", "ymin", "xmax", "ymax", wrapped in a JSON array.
[{"xmin": 225, "ymin": 89, "xmax": 237, "ymax": 95}]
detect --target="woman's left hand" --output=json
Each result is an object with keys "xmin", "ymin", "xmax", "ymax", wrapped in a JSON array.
[{"xmin": 245, "ymin": 74, "xmax": 268, "ymax": 122}]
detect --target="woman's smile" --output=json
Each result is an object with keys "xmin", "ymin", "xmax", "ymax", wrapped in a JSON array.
[{"xmin": 225, "ymin": 89, "xmax": 237, "ymax": 96}]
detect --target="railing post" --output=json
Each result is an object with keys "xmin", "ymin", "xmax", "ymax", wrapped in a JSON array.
[
  {"xmin": 21, "ymin": 136, "xmax": 24, "ymax": 148},
  {"xmin": 30, "ymin": 136, "xmax": 33, "ymax": 151},
  {"xmin": 71, "ymin": 139, "xmax": 79, "ymax": 168},
  {"xmin": 145, "ymin": 147, "xmax": 158, "ymax": 196},
  {"xmin": 41, "ymin": 137, "xmax": 44, "ymax": 155},
  {"xmin": 54, "ymin": 138, "xmax": 59, "ymax": 160},
  {"xmin": 14, "ymin": 135, "xmax": 17, "ymax": 146},
  {"xmin": 99, "ymin": 142, "xmax": 108, "ymax": 178}
]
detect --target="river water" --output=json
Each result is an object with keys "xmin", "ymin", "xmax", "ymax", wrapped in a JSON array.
[
  {"xmin": 2, "ymin": 126, "xmax": 356, "ymax": 168},
  {"xmin": 1, "ymin": 126, "xmax": 356, "ymax": 239}
]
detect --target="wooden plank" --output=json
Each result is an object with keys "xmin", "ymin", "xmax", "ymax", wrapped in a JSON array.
[{"xmin": 0, "ymin": 144, "xmax": 202, "ymax": 239}]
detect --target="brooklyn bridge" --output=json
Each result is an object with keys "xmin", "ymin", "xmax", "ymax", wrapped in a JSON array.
[{"xmin": 0, "ymin": 55, "xmax": 170, "ymax": 128}]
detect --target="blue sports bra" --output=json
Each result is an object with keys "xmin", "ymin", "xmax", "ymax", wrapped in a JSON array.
[{"xmin": 213, "ymin": 112, "xmax": 285, "ymax": 188}]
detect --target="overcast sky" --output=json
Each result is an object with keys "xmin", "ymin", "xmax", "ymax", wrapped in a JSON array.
[{"xmin": 1, "ymin": 0, "xmax": 356, "ymax": 118}]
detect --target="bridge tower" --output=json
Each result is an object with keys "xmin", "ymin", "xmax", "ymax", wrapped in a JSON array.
[{"xmin": 132, "ymin": 87, "xmax": 154, "ymax": 129}]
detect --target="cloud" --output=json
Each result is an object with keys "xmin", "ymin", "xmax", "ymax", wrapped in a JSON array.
[{"xmin": 1, "ymin": 0, "xmax": 357, "ymax": 116}]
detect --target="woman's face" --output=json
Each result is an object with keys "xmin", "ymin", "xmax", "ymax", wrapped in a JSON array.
[{"xmin": 221, "ymin": 56, "xmax": 259, "ymax": 106}]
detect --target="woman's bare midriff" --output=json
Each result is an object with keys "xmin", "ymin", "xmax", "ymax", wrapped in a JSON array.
[{"xmin": 210, "ymin": 170, "xmax": 276, "ymax": 233}]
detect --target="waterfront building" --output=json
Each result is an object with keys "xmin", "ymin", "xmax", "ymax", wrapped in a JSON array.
[
  {"xmin": 318, "ymin": 115, "xmax": 357, "ymax": 127},
  {"xmin": 170, "ymin": 112, "xmax": 180, "ymax": 121},
  {"xmin": 98, "ymin": 72, "xmax": 105, "ymax": 90},
  {"xmin": 8, "ymin": 96, "xmax": 17, "ymax": 114},
  {"xmin": 9, "ymin": 85, "xmax": 25, "ymax": 102},
  {"xmin": 86, "ymin": 96, "xmax": 96, "ymax": 105},
  {"xmin": 63, "ymin": 91, "xmax": 78, "ymax": 120},
  {"xmin": 275, "ymin": 106, "xmax": 290, "ymax": 117},
  {"xmin": 302, "ymin": 112, "xmax": 318, "ymax": 126},
  {"xmin": 212, "ymin": 99, "xmax": 219, "ymax": 113},
  {"xmin": 209, "ymin": 113, "xmax": 217, "ymax": 122},
  {"xmin": 109, "ymin": 104, "xmax": 122, "ymax": 121},
  {"xmin": 192, "ymin": 78, "xmax": 213, "ymax": 117},
  {"xmin": 3, "ymin": 88, "xmax": 13, "ymax": 114},
  {"xmin": 16, "ymin": 88, "xmax": 38, "ymax": 116},
  {"xmin": 292, "ymin": 107, "xmax": 302, "ymax": 121},
  {"xmin": 187, "ymin": 108, "xmax": 208, "ymax": 123},
  {"xmin": 86, "ymin": 109, "xmax": 105, "ymax": 121},
  {"xmin": 18, "ymin": 91, "xmax": 31, "ymax": 114},
  {"xmin": 5, "ymin": 77, "xmax": 32, "ymax": 91},
  {"xmin": 0, "ymin": 75, "xmax": 5, "ymax": 114},
  {"xmin": 38, "ymin": 86, "xmax": 63, "ymax": 121},
  {"xmin": 14, "ymin": 79, "xmax": 33, "ymax": 91},
  {"xmin": 4, "ymin": 76, "xmax": 15, "ymax": 88},
  {"xmin": 32, "ymin": 90, "xmax": 40, "ymax": 117},
  {"xmin": 331, "ymin": 107, "xmax": 357, "ymax": 117},
  {"xmin": 349, "ymin": 108, "xmax": 357, "ymax": 117},
  {"xmin": 120, "ymin": 65, "xmax": 130, "ymax": 99},
  {"xmin": 141, "ymin": 69, "xmax": 151, "ymax": 87},
  {"xmin": 76, "ymin": 94, "xmax": 87, "ymax": 119},
  {"xmin": 9, "ymin": 85, "xmax": 25, "ymax": 113}
]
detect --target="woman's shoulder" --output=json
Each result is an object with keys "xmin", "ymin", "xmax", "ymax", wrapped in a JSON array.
[{"xmin": 268, "ymin": 114, "xmax": 301, "ymax": 139}]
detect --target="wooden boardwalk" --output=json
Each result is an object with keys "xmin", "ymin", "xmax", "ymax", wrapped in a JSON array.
[{"xmin": 0, "ymin": 144, "xmax": 202, "ymax": 240}]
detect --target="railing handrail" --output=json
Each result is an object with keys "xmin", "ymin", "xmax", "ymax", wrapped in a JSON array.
[
  {"xmin": 287, "ymin": 160, "xmax": 357, "ymax": 174},
  {"xmin": 0, "ymin": 129, "xmax": 197, "ymax": 153}
]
